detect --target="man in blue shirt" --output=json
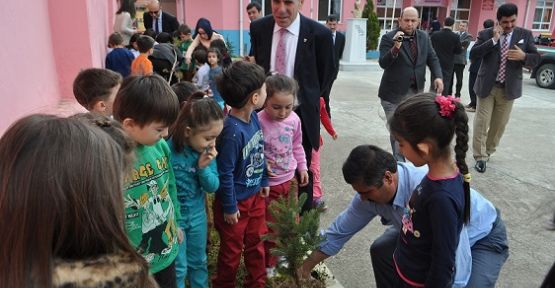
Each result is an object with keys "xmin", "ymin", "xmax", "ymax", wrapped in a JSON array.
[{"xmin": 299, "ymin": 145, "xmax": 509, "ymax": 287}]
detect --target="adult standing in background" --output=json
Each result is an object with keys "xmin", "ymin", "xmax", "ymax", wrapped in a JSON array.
[
  {"xmin": 377, "ymin": 7, "xmax": 442, "ymax": 161},
  {"xmin": 322, "ymin": 14, "xmax": 345, "ymax": 118},
  {"xmin": 185, "ymin": 18, "xmax": 225, "ymax": 66},
  {"xmin": 430, "ymin": 17, "xmax": 463, "ymax": 96},
  {"xmin": 250, "ymin": 0, "xmax": 335, "ymax": 212},
  {"xmin": 451, "ymin": 21, "xmax": 473, "ymax": 98},
  {"xmin": 246, "ymin": 2, "xmax": 263, "ymax": 62},
  {"xmin": 143, "ymin": 0, "xmax": 179, "ymax": 35},
  {"xmin": 466, "ymin": 19, "xmax": 494, "ymax": 112},
  {"xmin": 114, "ymin": 0, "xmax": 138, "ymax": 46},
  {"xmin": 470, "ymin": 3, "xmax": 540, "ymax": 173}
]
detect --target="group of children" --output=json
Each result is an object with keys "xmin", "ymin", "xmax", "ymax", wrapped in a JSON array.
[{"xmin": 67, "ymin": 57, "xmax": 337, "ymax": 288}]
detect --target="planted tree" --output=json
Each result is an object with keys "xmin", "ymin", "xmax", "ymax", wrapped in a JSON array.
[{"xmin": 362, "ymin": 0, "xmax": 381, "ymax": 51}]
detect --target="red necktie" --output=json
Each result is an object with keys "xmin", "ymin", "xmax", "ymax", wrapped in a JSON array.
[
  {"xmin": 410, "ymin": 38, "xmax": 417, "ymax": 63},
  {"xmin": 497, "ymin": 34, "xmax": 509, "ymax": 83},
  {"xmin": 275, "ymin": 29, "xmax": 287, "ymax": 75}
]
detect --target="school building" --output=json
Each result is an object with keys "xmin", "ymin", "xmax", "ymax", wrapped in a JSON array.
[{"xmin": 1, "ymin": 0, "xmax": 553, "ymax": 134}]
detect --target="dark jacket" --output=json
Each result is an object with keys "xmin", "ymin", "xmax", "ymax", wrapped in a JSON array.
[{"xmin": 143, "ymin": 11, "xmax": 179, "ymax": 34}]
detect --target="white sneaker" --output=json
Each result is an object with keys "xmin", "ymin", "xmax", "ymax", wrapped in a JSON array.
[{"xmin": 266, "ymin": 267, "xmax": 276, "ymax": 278}]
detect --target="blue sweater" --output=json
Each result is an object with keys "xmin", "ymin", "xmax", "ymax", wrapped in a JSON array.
[
  {"xmin": 216, "ymin": 112, "xmax": 268, "ymax": 214},
  {"xmin": 167, "ymin": 139, "xmax": 219, "ymax": 226},
  {"xmin": 394, "ymin": 174, "xmax": 465, "ymax": 288},
  {"xmin": 106, "ymin": 47, "xmax": 134, "ymax": 77}
]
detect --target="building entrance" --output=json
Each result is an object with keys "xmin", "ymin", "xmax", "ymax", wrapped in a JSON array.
[{"xmin": 416, "ymin": 6, "xmax": 438, "ymax": 32}]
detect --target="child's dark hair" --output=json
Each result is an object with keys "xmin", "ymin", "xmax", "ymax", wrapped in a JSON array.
[
  {"xmin": 389, "ymin": 92, "xmax": 470, "ymax": 223},
  {"xmin": 172, "ymin": 81, "xmax": 200, "ymax": 104},
  {"xmin": 156, "ymin": 32, "xmax": 172, "ymax": 44},
  {"xmin": 73, "ymin": 68, "xmax": 122, "ymax": 110},
  {"xmin": 113, "ymin": 74, "xmax": 179, "ymax": 127},
  {"xmin": 342, "ymin": 145, "xmax": 398, "ymax": 188},
  {"xmin": 143, "ymin": 29, "xmax": 157, "ymax": 39},
  {"xmin": 210, "ymin": 39, "xmax": 228, "ymax": 55},
  {"xmin": 137, "ymin": 35, "xmax": 155, "ymax": 53},
  {"xmin": 128, "ymin": 33, "xmax": 141, "ymax": 49},
  {"xmin": 265, "ymin": 74, "xmax": 298, "ymax": 101},
  {"xmin": 170, "ymin": 96, "xmax": 224, "ymax": 153},
  {"xmin": 193, "ymin": 48, "xmax": 208, "ymax": 64},
  {"xmin": 216, "ymin": 61, "xmax": 265, "ymax": 109},
  {"xmin": 207, "ymin": 47, "xmax": 222, "ymax": 62},
  {"xmin": 108, "ymin": 32, "xmax": 124, "ymax": 47},
  {"xmin": 178, "ymin": 24, "xmax": 192, "ymax": 36},
  {"xmin": 71, "ymin": 112, "xmax": 136, "ymax": 171}
]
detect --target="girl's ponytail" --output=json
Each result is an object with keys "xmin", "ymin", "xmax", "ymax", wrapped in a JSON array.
[{"xmin": 453, "ymin": 101, "xmax": 471, "ymax": 224}]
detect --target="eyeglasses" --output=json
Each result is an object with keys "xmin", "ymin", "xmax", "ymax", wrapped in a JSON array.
[{"xmin": 149, "ymin": 10, "xmax": 160, "ymax": 16}]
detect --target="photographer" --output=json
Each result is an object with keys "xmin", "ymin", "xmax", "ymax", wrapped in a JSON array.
[{"xmin": 377, "ymin": 7, "xmax": 442, "ymax": 162}]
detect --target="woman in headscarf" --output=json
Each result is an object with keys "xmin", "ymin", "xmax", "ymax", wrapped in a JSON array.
[{"xmin": 185, "ymin": 18, "xmax": 225, "ymax": 65}]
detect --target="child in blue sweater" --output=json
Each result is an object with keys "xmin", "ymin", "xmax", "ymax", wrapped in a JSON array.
[
  {"xmin": 212, "ymin": 61, "xmax": 269, "ymax": 288},
  {"xmin": 389, "ymin": 93, "xmax": 471, "ymax": 287},
  {"xmin": 168, "ymin": 94, "xmax": 224, "ymax": 288}
]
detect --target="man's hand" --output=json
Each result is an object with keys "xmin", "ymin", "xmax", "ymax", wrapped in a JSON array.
[
  {"xmin": 393, "ymin": 31, "xmax": 404, "ymax": 49},
  {"xmin": 224, "ymin": 211, "xmax": 240, "ymax": 225},
  {"xmin": 299, "ymin": 250, "xmax": 329, "ymax": 279},
  {"xmin": 434, "ymin": 78, "xmax": 444, "ymax": 94},
  {"xmin": 198, "ymin": 145, "xmax": 217, "ymax": 169},
  {"xmin": 493, "ymin": 22, "xmax": 502, "ymax": 42},
  {"xmin": 259, "ymin": 186, "xmax": 270, "ymax": 198},
  {"xmin": 507, "ymin": 45, "xmax": 526, "ymax": 61},
  {"xmin": 299, "ymin": 170, "xmax": 309, "ymax": 187}
]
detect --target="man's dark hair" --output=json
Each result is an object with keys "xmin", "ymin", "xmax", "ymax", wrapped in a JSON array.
[
  {"xmin": 483, "ymin": 19, "xmax": 495, "ymax": 29},
  {"xmin": 342, "ymin": 145, "xmax": 398, "ymax": 188},
  {"xmin": 113, "ymin": 75, "xmax": 179, "ymax": 127},
  {"xmin": 444, "ymin": 17, "xmax": 455, "ymax": 27},
  {"xmin": 326, "ymin": 14, "xmax": 339, "ymax": 23},
  {"xmin": 497, "ymin": 3, "xmax": 518, "ymax": 21},
  {"xmin": 216, "ymin": 61, "xmax": 266, "ymax": 108},
  {"xmin": 73, "ymin": 68, "xmax": 122, "ymax": 110},
  {"xmin": 246, "ymin": 2, "xmax": 261, "ymax": 12},
  {"xmin": 137, "ymin": 35, "xmax": 155, "ymax": 53}
]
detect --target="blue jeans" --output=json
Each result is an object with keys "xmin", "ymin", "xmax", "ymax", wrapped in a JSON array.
[
  {"xmin": 380, "ymin": 99, "xmax": 405, "ymax": 162},
  {"xmin": 466, "ymin": 212, "xmax": 509, "ymax": 288},
  {"xmin": 175, "ymin": 208, "xmax": 208, "ymax": 288}
]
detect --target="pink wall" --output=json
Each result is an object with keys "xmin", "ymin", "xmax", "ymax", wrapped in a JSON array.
[{"xmin": 0, "ymin": 0, "xmax": 60, "ymax": 134}]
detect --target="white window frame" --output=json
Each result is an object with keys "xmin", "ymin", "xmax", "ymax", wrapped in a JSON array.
[
  {"xmin": 376, "ymin": 0, "xmax": 400, "ymax": 31},
  {"xmin": 532, "ymin": 0, "xmax": 554, "ymax": 31},
  {"xmin": 449, "ymin": 0, "xmax": 471, "ymax": 26},
  {"xmin": 318, "ymin": 0, "xmax": 344, "ymax": 22}
]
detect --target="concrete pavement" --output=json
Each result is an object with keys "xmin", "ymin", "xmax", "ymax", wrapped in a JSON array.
[{"xmin": 318, "ymin": 61, "xmax": 555, "ymax": 287}]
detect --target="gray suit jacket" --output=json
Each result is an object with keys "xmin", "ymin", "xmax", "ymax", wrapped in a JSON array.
[
  {"xmin": 378, "ymin": 29, "xmax": 442, "ymax": 104},
  {"xmin": 454, "ymin": 32, "xmax": 473, "ymax": 65},
  {"xmin": 470, "ymin": 27, "xmax": 539, "ymax": 100}
]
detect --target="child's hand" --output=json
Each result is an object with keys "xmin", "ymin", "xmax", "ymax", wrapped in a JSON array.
[
  {"xmin": 177, "ymin": 228, "xmax": 184, "ymax": 244},
  {"xmin": 224, "ymin": 211, "xmax": 240, "ymax": 225},
  {"xmin": 332, "ymin": 133, "xmax": 338, "ymax": 140},
  {"xmin": 299, "ymin": 170, "xmax": 309, "ymax": 187},
  {"xmin": 266, "ymin": 160, "xmax": 277, "ymax": 177},
  {"xmin": 198, "ymin": 145, "xmax": 217, "ymax": 169},
  {"xmin": 259, "ymin": 186, "xmax": 270, "ymax": 197}
]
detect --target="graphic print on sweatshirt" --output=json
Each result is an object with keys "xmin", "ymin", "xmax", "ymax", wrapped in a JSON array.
[
  {"xmin": 243, "ymin": 130, "xmax": 265, "ymax": 188},
  {"xmin": 401, "ymin": 184, "xmax": 422, "ymax": 239},
  {"xmin": 265, "ymin": 125, "xmax": 294, "ymax": 174}
]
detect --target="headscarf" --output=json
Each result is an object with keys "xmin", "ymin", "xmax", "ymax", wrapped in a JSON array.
[{"xmin": 194, "ymin": 18, "xmax": 214, "ymax": 39}]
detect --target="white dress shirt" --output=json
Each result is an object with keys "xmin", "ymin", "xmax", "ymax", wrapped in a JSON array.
[
  {"xmin": 152, "ymin": 11, "xmax": 163, "ymax": 33},
  {"xmin": 270, "ymin": 13, "xmax": 301, "ymax": 77}
]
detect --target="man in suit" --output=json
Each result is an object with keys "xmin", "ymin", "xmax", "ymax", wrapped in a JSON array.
[
  {"xmin": 451, "ymin": 21, "xmax": 473, "ymax": 98},
  {"xmin": 466, "ymin": 19, "xmax": 495, "ymax": 112},
  {"xmin": 143, "ymin": 0, "xmax": 179, "ymax": 34},
  {"xmin": 378, "ymin": 7, "xmax": 443, "ymax": 161},
  {"xmin": 470, "ymin": 3, "xmax": 539, "ymax": 173},
  {"xmin": 322, "ymin": 14, "xmax": 345, "ymax": 118},
  {"xmin": 431, "ymin": 17, "xmax": 463, "ymax": 96},
  {"xmin": 250, "ymin": 0, "xmax": 335, "ymax": 212}
]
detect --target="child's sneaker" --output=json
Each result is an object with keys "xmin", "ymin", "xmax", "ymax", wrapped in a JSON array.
[
  {"xmin": 313, "ymin": 198, "xmax": 328, "ymax": 211},
  {"xmin": 266, "ymin": 267, "xmax": 277, "ymax": 278}
]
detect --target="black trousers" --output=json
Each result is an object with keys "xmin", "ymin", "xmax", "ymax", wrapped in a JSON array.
[
  {"xmin": 468, "ymin": 71, "xmax": 478, "ymax": 108},
  {"xmin": 296, "ymin": 108, "xmax": 314, "ymax": 214},
  {"xmin": 451, "ymin": 64, "xmax": 466, "ymax": 97},
  {"xmin": 370, "ymin": 226, "xmax": 399, "ymax": 288},
  {"xmin": 322, "ymin": 78, "xmax": 336, "ymax": 118},
  {"xmin": 154, "ymin": 260, "xmax": 177, "ymax": 288}
]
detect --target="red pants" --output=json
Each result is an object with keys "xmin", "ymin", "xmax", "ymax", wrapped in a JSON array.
[
  {"xmin": 265, "ymin": 179, "xmax": 298, "ymax": 268},
  {"xmin": 212, "ymin": 193, "xmax": 267, "ymax": 288}
]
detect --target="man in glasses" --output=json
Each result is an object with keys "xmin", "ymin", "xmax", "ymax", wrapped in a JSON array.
[{"xmin": 143, "ymin": 0, "xmax": 179, "ymax": 35}]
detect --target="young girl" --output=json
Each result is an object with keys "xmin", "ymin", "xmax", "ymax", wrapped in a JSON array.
[
  {"xmin": 389, "ymin": 93, "xmax": 471, "ymax": 287},
  {"xmin": 258, "ymin": 74, "xmax": 309, "ymax": 275},
  {"xmin": 168, "ymin": 95, "xmax": 224, "ymax": 288},
  {"xmin": 207, "ymin": 47, "xmax": 224, "ymax": 109},
  {"xmin": 0, "ymin": 114, "xmax": 154, "ymax": 288}
]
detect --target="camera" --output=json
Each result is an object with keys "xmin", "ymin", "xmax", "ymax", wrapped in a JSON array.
[{"xmin": 395, "ymin": 35, "xmax": 414, "ymax": 42}]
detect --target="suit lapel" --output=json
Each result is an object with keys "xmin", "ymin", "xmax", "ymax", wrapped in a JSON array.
[
  {"xmin": 509, "ymin": 28, "xmax": 521, "ymax": 48},
  {"xmin": 294, "ymin": 15, "xmax": 311, "ymax": 78},
  {"xmin": 261, "ymin": 17, "xmax": 274, "ymax": 72}
]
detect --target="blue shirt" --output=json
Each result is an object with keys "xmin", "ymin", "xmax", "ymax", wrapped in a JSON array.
[
  {"xmin": 167, "ymin": 139, "xmax": 219, "ymax": 227},
  {"xmin": 216, "ymin": 112, "xmax": 269, "ymax": 214},
  {"xmin": 319, "ymin": 163, "xmax": 497, "ymax": 287},
  {"xmin": 105, "ymin": 47, "xmax": 134, "ymax": 77}
]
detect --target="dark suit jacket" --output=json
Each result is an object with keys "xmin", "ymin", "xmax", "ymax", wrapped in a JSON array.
[
  {"xmin": 454, "ymin": 32, "xmax": 473, "ymax": 65},
  {"xmin": 250, "ymin": 15, "xmax": 335, "ymax": 149},
  {"xmin": 378, "ymin": 29, "xmax": 442, "ymax": 104},
  {"xmin": 431, "ymin": 28, "xmax": 463, "ymax": 74},
  {"xmin": 143, "ymin": 11, "xmax": 179, "ymax": 34},
  {"xmin": 470, "ymin": 27, "xmax": 539, "ymax": 100},
  {"xmin": 333, "ymin": 31, "xmax": 345, "ymax": 79}
]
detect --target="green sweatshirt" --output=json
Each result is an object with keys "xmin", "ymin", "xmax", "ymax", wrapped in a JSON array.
[{"xmin": 123, "ymin": 140, "xmax": 181, "ymax": 273}]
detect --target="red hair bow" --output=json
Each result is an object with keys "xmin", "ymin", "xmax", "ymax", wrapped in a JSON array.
[{"xmin": 435, "ymin": 95, "xmax": 460, "ymax": 118}]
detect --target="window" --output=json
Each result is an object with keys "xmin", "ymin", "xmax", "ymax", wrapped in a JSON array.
[
  {"xmin": 318, "ymin": 0, "xmax": 342, "ymax": 21},
  {"xmin": 250, "ymin": 0, "xmax": 272, "ymax": 16},
  {"xmin": 532, "ymin": 0, "xmax": 554, "ymax": 30},
  {"xmin": 450, "ymin": 0, "xmax": 471, "ymax": 26},
  {"xmin": 376, "ymin": 0, "xmax": 400, "ymax": 30}
]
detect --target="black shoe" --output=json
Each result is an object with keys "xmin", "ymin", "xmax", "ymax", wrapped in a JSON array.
[{"xmin": 474, "ymin": 160, "xmax": 486, "ymax": 173}]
